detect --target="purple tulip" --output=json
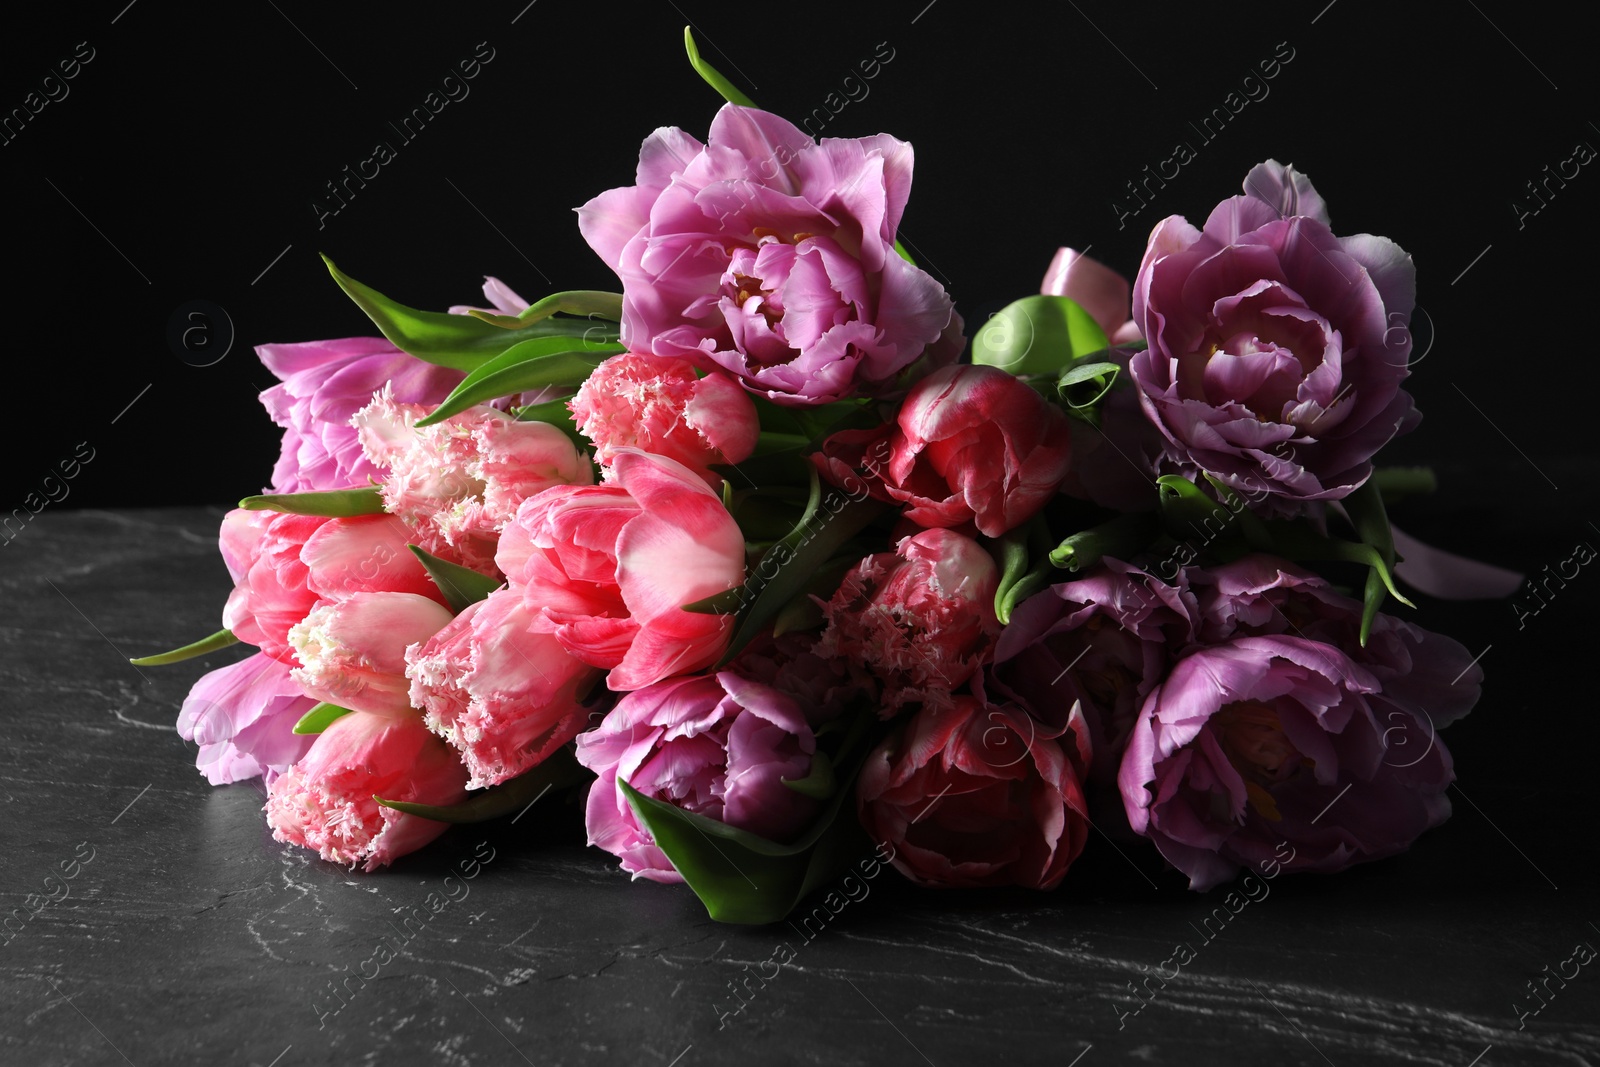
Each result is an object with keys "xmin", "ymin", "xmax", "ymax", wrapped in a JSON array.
[
  {"xmin": 177, "ymin": 651, "xmax": 315, "ymax": 785},
  {"xmin": 257, "ymin": 337, "xmax": 463, "ymax": 493},
  {"xmin": 574, "ymin": 671, "xmax": 822, "ymax": 883},
  {"xmin": 577, "ymin": 104, "xmax": 962, "ymax": 405},
  {"xmin": 990, "ymin": 559, "xmax": 1196, "ymax": 782},
  {"xmin": 1190, "ymin": 554, "xmax": 1483, "ymax": 727},
  {"xmin": 1130, "ymin": 160, "xmax": 1419, "ymax": 508},
  {"xmin": 1119, "ymin": 554, "xmax": 1477, "ymax": 890}
]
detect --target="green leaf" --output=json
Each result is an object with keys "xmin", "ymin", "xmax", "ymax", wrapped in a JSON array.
[
  {"xmin": 711, "ymin": 450, "xmax": 811, "ymax": 490},
  {"xmin": 747, "ymin": 396, "xmax": 872, "ymax": 441},
  {"xmin": 994, "ymin": 519, "xmax": 1056, "ymax": 625},
  {"xmin": 1057, "ymin": 360, "xmax": 1121, "ymax": 411},
  {"xmin": 129, "ymin": 629, "xmax": 238, "ymax": 667},
  {"xmin": 1049, "ymin": 512, "xmax": 1161, "ymax": 571},
  {"xmin": 322, "ymin": 256, "xmax": 617, "ymax": 371},
  {"xmin": 753, "ymin": 431, "xmax": 811, "ymax": 455},
  {"xmin": 893, "ymin": 238, "xmax": 916, "ymax": 266},
  {"xmin": 714, "ymin": 466, "xmax": 886, "ymax": 666},
  {"xmin": 770, "ymin": 594, "xmax": 825, "ymax": 637},
  {"xmin": 1343, "ymin": 478, "xmax": 1403, "ymax": 645},
  {"xmin": 292, "ymin": 702, "xmax": 353, "ymax": 736},
  {"xmin": 682, "ymin": 587, "xmax": 748, "ymax": 615},
  {"xmin": 683, "ymin": 26, "xmax": 757, "ymax": 107},
  {"xmin": 1260, "ymin": 520, "xmax": 1416, "ymax": 618},
  {"xmin": 414, "ymin": 341, "xmax": 624, "ymax": 426},
  {"xmin": 781, "ymin": 751, "xmax": 836, "ymax": 799},
  {"xmin": 1370, "ymin": 466, "xmax": 1438, "ymax": 504},
  {"xmin": 1156, "ymin": 476, "xmax": 1234, "ymax": 542},
  {"xmin": 618, "ymin": 714, "xmax": 875, "ymax": 924},
  {"xmin": 971, "ymin": 296, "xmax": 1110, "ymax": 376},
  {"xmin": 770, "ymin": 556, "xmax": 854, "ymax": 636},
  {"xmin": 238, "ymin": 486, "xmax": 385, "ymax": 517},
  {"xmin": 1196, "ymin": 475, "xmax": 1272, "ymax": 550},
  {"xmin": 408, "ymin": 545, "xmax": 503, "ymax": 614},
  {"xmin": 465, "ymin": 290, "xmax": 622, "ymax": 329},
  {"xmin": 376, "ymin": 749, "xmax": 589, "ymax": 823}
]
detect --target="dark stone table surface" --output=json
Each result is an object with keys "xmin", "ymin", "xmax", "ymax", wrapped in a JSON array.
[{"xmin": 3, "ymin": 505, "xmax": 1597, "ymax": 1067}]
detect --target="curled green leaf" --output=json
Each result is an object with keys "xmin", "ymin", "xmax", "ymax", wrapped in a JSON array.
[
  {"xmin": 322, "ymin": 256, "xmax": 617, "ymax": 371},
  {"xmin": 467, "ymin": 290, "xmax": 623, "ymax": 329},
  {"xmin": 683, "ymin": 26, "xmax": 757, "ymax": 107},
  {"xmin": 971, "ymin": 296, "xmax": 1110, "ymax": 377},
  {"xmin": 129, "ymin": 629, "xmax": 238, "ymax": 667},
  {"xmin": 1342, "ymin": 478, "xmax": 1405, "ymax": 645},
  {"xmin": 408, "ymin": 545, "xmax": 503, "ymax": 614},
  {"xmin": 993, "ymin": 519, "xmax": 1055, "ymax": 624},
  {"xmin": 715, "ymin": 466, "xmax": 886, "ymax": 666},
  {"xmin": 414, "ymin": 342, "xmax": 622, "ymax": 427},
  {"xmin": 292, "ymin": 702, "xmax": 353, "ymax": 736},
  {"xmin": 1049, "ymin": 512, "xmax": 1161, "ymax": 571},
  {"xmin": 238, "ymin": 486, "xmax": 385, "ymax": 517},
  {"xmin": 619, "ymin": 713, "xmax": 876, "ymax": 924},
  {"xmin": 781, "ymin": 751, "xmax": 836, "ymax": 800},
  {"xmin": 1057, "ymin": 360, "xmax": 1121, "ymax": 410}
]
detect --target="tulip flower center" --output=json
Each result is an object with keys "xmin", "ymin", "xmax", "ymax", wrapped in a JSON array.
[
  {"xmin": 729, "ymin": 272, "xmax": 783, "ymax": 326},
  {"xmin": 1184, "ymin": 289, "xmax": 1339, "ymax": 423},
  {"xmin": 1212, "ymin": 699, "xmax": 1307, "ymax": 798}
]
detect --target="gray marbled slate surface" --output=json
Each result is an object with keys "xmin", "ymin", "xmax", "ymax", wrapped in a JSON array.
[{"xmin": 2, "ymin": 507, "xmax": 1596, "ymax": 1067}]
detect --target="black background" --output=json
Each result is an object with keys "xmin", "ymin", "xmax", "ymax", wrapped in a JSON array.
[{"xmin": 3, "ymin": 1, "xmax": 1595, "ymax": 511}]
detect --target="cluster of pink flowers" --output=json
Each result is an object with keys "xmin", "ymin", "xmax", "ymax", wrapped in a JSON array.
[{"xmin": 158, "ymin": 97, "xmax": 1493, "ymax": 916}]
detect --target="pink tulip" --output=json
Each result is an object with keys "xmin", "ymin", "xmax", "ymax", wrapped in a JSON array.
[
  {"xmin": 353, "ymin": 389, "xmax": 593, "ymax": 576},
  {"xmin": 299, "ymin": 513, "xmax": 445, "ymax": 602},
  {"xmin": 406, "ymin": 588, "xmax": 601, "ymax": 789},
  {"xmin": 568, "ymin": 352, "xmax": 759, "ymax": 485},
  {"xmin": 264, "ymin": 708, "xmax": 470, "ymax": 871},
  {"xmin": 220, "ymin": 510, "xmax": 445, "ymax": 661},
  {"xmin": 220, "ymin": 509, "xmax": 327, "ymax": 662},
  {"xmin": 288, "ymin": 592, "xmax": 454, "ymax": 715},
  {"xmin": 817, "ymin": 364, "xmax": 1073, "ymax": 537},
  {"xmin": 1040, "ymin": 247, "xmax": 1144, "ymax": 345},
  {"xmin": 815, "ymin": 529, "xmax": 1000, "ymax": 714},
  {"xmin": 447, "ymin": 275, "xmax": 532, "ymax": 317},
  {"xmin": 257, "ymin": 337, "xmax": 463, "ymax": 494},
  {"xmin": 497, "ymin": 449, "xmax": 746, "ymax": 691}
]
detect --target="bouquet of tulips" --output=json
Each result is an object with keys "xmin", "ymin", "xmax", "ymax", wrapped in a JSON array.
[{"xmin": 138, "ymin": 34, "xmax": 1509, "ymax": 923}]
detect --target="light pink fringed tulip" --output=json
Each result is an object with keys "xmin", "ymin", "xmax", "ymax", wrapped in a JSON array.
[
  {"xmin": 353, "ymin": 389, "xmax": 593, "ymax": 576},
  {"xmin": 568, "ymin": 352, "xmax": 758, "ymax": 485},
  {"xmin": 288, "ymin": 592, "xmax": 454, "ymax": 715},
  {"xmin": 406, "ymin": 588, "xmax": 601, "ymax": 789},
  {"xmin": 220, "ymin": 509, "xmax": 444, "ymax": 662},
  {"xmin": 265, "ymin": 708, "xmax": 469, "ymax": 871}
]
